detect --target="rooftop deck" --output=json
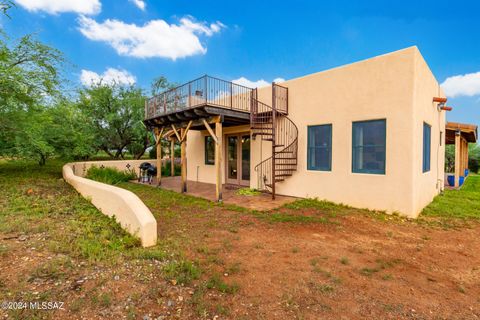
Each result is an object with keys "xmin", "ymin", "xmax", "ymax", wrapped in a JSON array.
[{"xmin": 144, "ymin": 75, "xmax": 256, "ymax": 128}]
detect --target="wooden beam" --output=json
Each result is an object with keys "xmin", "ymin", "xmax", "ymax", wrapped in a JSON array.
[
  {"xmin": 155, "ymin": 127, "xmax": 165, "ymax": 146},
  {"xmin": 202, "ymin": 119, "xmax": 218, "ymax": 144},
  {"xmin": 181, "ymin": 128, "xmax": 187, "ymax": 193},
  {"xmin": 215, "ymin": 121, "xmax": 223, "ymax": 202},
  {"xmin": 162, "ymin": 129, "xmax": 174, "ymax": 139},
  {"xmin": 193, "ymin": 108, "xmax": 210, "ymax": 117},
  {"xmin": 440, "ymin": 105, "xmax": 453, "ymax": 111},
  {"xmin": 171, "ymin": 124, "xmax": 182, "ymax": 141},
  {"xmin": 433, "ymin": 97, "xmax": 447, "ymax": 103},
  {"xmin": 170, "ymin": 138, "xmax": 175, "ymax": 177},
  {"xmin": 454, "ymin": 131, "xmax": 461, "ymax": 187},
  {"xmin": 181, "ymin": 120, "xmax": 193, "ymax": 141}
]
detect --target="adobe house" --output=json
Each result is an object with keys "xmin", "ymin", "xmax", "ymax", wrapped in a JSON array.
[{"xmin": 144, "ymin": 46, "xmax": 475, "ymax": 218}]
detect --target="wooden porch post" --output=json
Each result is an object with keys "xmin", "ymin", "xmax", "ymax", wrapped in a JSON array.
[
  {"xmin": 454, "ymin": 131, "xmax": 461, "ymax": 187},
  {"xmin": 465, "ymin": 139, "xmax": 468, "ymax": 170},
  {"xmin": 170, "ymin": 138, "xmax": 175, "ymax": 177},
  {"xmin": 181, "ymin": 128, "xmax": 187, "ymax": 193},
  {"xmin": 155, "ymin": 128, "xmax": 162, "ymax": 186},
  {"xmin": 215, "ymin": 121, "xmax": 223, "ymax": 202}
]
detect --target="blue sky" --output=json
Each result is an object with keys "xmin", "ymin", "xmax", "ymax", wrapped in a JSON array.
[{"xmin": 3, "ymin": 0, "xmax": 480, "ymax": 127}]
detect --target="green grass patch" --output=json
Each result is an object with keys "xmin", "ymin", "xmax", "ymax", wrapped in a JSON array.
[
  {"xmin": 283, "ymin": 198, "xmax": 348, "ymax": 213},
  {"xmin": 163, "ymin": 260, "xmax": 201, "ymax": 285},
  {"xmin": 257, "ymin": 211, "xmax": 338, "ymax": 224},
  {"xmin": 422, "ymin": 175, "xmax": 480, "ymax": 220},
  {"xmin": 85, "ymin": 166, "xmax": 136, "ymax": 185},
  {"xmin": 28, "ymin": 256, "xmax": 72, "ymax": 282},
  {"xmin": 360, "ymin": 258, "xmax": 402, "ymax": 277},
  {"xmin": 205, "ymin": 273, "xmax": 240, "ymax": 294},
  {"xmin": 235, "ymin": 188, "xmax": 261, "ymax": 196}
]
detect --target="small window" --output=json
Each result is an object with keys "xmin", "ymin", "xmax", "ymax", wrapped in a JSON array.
[
  {"xmin": 352, "ymin": 119, "xmax": 386, "ymax": 174},
  {"xmin": 307, "ymin": 124, "xmax": 332, "ymax": 171},
  {"xmin": 205, "ymin": 136, "xmax": 215, "ymax": 165},
  {"xmin": 423, "ymin": 123, "xmax": 431, "ymax": 172}
]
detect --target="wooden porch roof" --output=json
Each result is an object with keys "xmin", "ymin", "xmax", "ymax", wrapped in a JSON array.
[{"xmin": 445, "ymin": 122, "xmax": 478, "ymax": 144}]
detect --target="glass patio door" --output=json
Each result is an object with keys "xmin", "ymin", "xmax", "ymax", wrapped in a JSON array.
[{"xmin": 226, "ymin": 133, "xmax": 250, "ymax": 186}]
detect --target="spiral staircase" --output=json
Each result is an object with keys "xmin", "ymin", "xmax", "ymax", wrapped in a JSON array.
[{"xmin": 251, "ymin": 83, "xmax": 298, "ymax": 199}]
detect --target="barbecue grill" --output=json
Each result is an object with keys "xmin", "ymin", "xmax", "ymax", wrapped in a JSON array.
[{"xmin": 138, "ymin": 162, "xmax": 157, "ymax": 184}]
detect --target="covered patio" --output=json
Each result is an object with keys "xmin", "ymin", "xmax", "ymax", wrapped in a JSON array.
[
  {"xmin": 445, "ymin": 122, "xmax": 478, "ymax": 188},
  {"xmin": 139, "ymin": 176, "xmax": 297, "ymax": 211}
]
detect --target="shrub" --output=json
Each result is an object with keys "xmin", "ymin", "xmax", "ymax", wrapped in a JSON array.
[
  {"xmin": 161, "ymin": 161, "xmax": 181, "ymax": 176},
  {"xmin": 85, "ymin": 166, "xmax": 136, "ymax": 185},
  {"xmin": 469, "ymin": 158, "xmax": 479, "ymax": 174},
  {"xmin": 236, "ymin": 188, "xmax": 261, "ymax": 196}
]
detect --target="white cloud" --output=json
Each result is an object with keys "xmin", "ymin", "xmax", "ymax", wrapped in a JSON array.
[
  {"xmin": 129, "ymin": 0, "xmax": 146, "ymax": 11},
  {"xmin": 80, "ymin": 68, "xmax": 136, "ymax": 86},
  {"xmin": 232, "ymin": 77, "xmax": 285, "ymax": 88},
  {"xmin": 441, "ymin": 72, "xmax": 480, "ymax": 98},
  {"xmin": 77, "ymin": 15, "xmax": 225, "ymax": 60},
  {"xmin": 16, "ymin": 0, "xmax": 100, "ymax": 15}
]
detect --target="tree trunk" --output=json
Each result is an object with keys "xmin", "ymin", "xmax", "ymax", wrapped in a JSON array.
[
  {"xmin": 134, "ymin": 137, "xmax": 149, "ymax": 159},
  {"xmin": 102, "ymin": 147, "xmax": 115, "ymax": 159},
  {"xmin": 38, "ymin": 154, "xmax": 46, "ymax": 166}
]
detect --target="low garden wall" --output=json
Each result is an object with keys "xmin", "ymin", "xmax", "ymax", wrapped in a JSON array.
[
  {"xmin": 62, "ymin": 160, "xmax": 157, "ymax": 247},
  {"xmin": 70, "ymin": 159, "xmax": 156, "ymax": 178}
]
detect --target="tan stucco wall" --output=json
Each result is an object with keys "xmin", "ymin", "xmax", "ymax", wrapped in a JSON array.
[
  {"xmin": 63, "ymin": 161, "xmax": 157, "ymax": 247},
  {"xmin": 71, "ymin": 159, "xmax": 155, "ymax": 178},
  {"xmin": 411, "ymin": 49, "xmax": 446, "ymax": 214},
  {"xmin": 186, "ymin": 125, "xmax": 251, "ymax": 185},
  {"xmin": 185, "ymin": 47, "xmax": 445, "ymax": 218}
]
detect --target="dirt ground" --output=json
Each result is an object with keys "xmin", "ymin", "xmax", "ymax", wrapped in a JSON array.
[
  {"xmin": 165, "ymin": 209, "xmax": 480, "ymax": 320},
  {"xmin": 1, "ymin": 175, "xmax": 480, "ymax": 319},
  {"xmin": 205, "ymin": 214, "xmax": 480, "ymax": 319}
]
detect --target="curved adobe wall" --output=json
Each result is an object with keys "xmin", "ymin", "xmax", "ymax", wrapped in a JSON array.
[
  {"xmin": 70, "ymin": 159, "xmax": 156, "ymax": 178},
  {"xmin": 62, "ymin": 161, "xmax": 157, "ymax": 247}
]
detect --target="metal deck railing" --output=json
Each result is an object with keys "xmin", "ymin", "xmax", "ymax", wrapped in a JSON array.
[{"xmin": 145, "ymin": 75, "xmax": 255, "ymax": 120}]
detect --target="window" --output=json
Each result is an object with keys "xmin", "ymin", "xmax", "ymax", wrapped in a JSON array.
[
  {"xmin": 307, "ymin": 124, "xmax": 332, "ymax": 171},
  {"xmin": 352, "ymin": 119, "xmax": 386, "ymax": 174},
  {"xmin": 205, "ymin": 136, "xmax": 215, "ymax": 165},
  {"xmin": 423, "ymin": 122, "xmax": 431, "ymax": 172}
]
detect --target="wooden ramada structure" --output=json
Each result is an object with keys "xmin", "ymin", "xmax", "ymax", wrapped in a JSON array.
[{"xmin": 445, "ymin": 122, "xmax": 478, "ymax": 187}]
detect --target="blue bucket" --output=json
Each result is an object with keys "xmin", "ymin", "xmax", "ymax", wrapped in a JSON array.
[
  {"xmin": 465, "ymin": 169, "xmax": 469, "ymax": 177},
  {"xmin": 447, "ymin": 175, "xmax": 465, "ymax": 187},
  {"xmin": 447, "ymin": 175, "xmax": 455, "ymax": 186}
]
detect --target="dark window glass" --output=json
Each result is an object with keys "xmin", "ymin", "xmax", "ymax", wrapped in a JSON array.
[
  {"xmin": 352, "ymin": 119, "xmax": 386, "ymax": 174},
  {"xmin": 205, "ymin": 136, "xmax": 215, "ymax": 165},
  {"xmin": 423, "ymin": 123, "xmax": 431, "ymax": 172},
  {"xmin": 307, "ymin": 124, "xmax": 332, "ymax": 171},
  {"xmin": 241, "ymin": 135, "xmax": 250, "ymax": 180}
]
